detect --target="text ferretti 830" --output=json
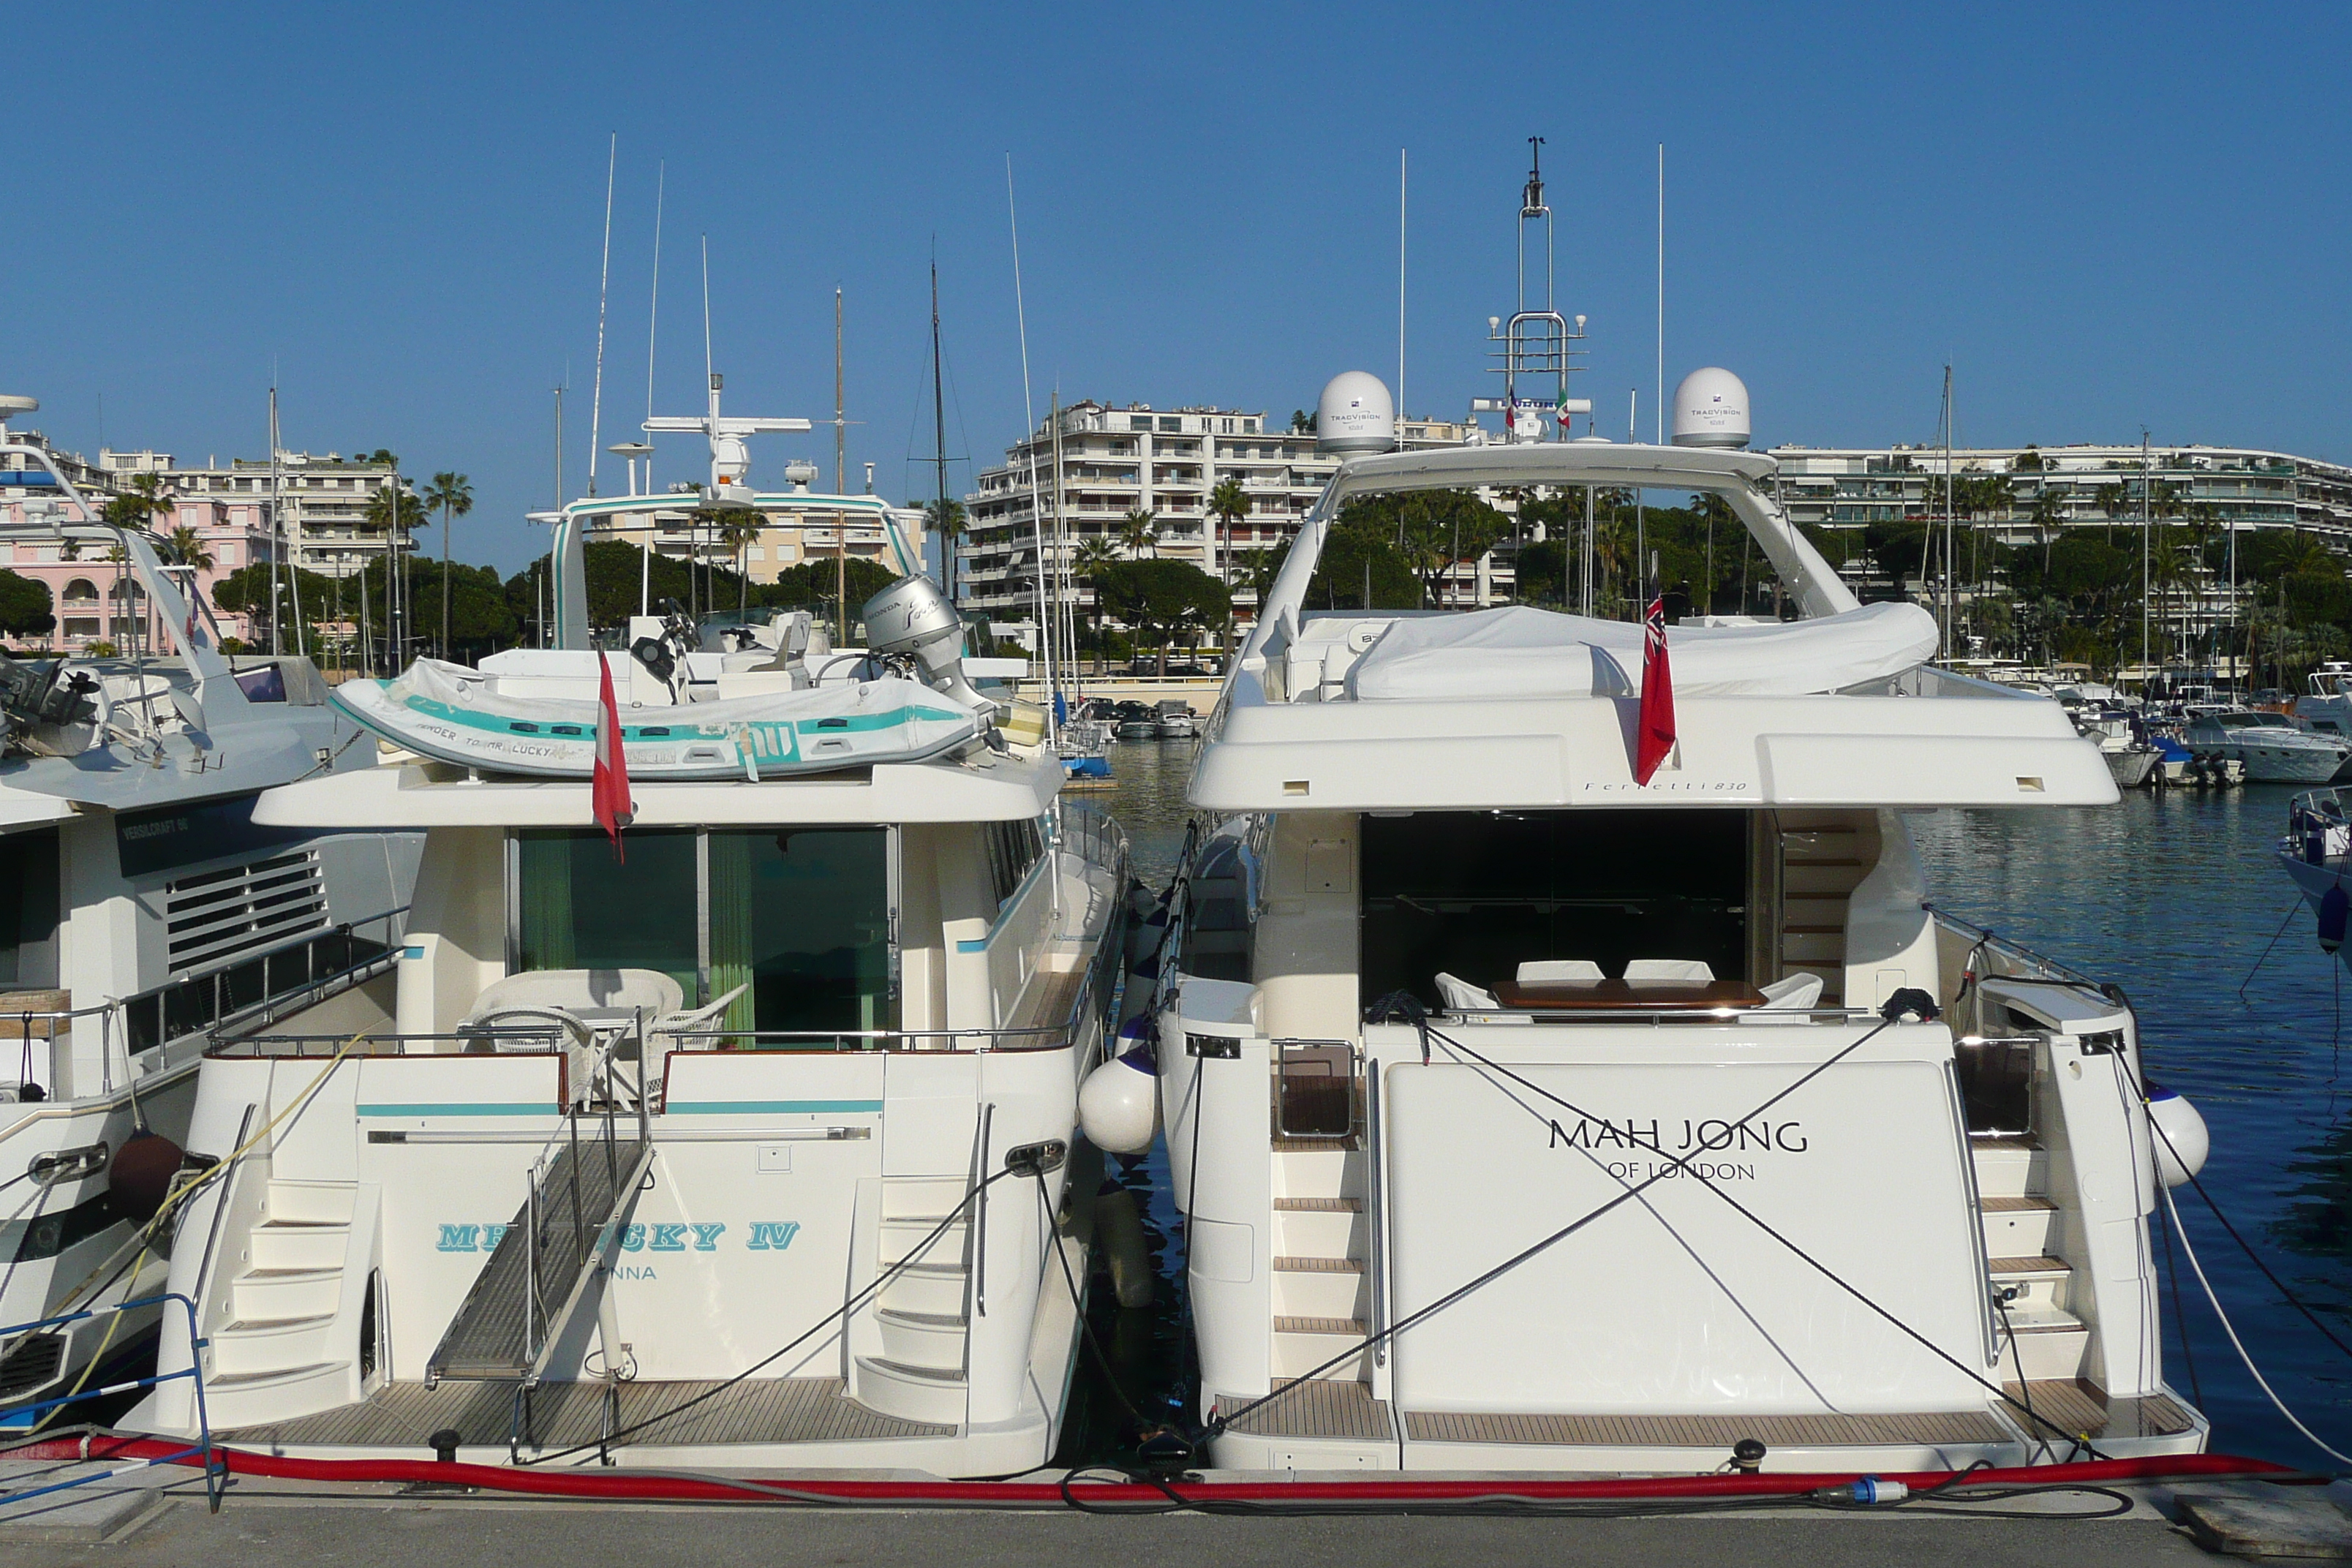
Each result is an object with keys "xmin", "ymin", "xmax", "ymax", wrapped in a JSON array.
[
  {"xmin": 130, "ymin": 399, "xmax": 1127, "ymax": 1477},
  {"xmin": 1118, "ymin": 361, "xmax": 2215, "ymax": 1477}
]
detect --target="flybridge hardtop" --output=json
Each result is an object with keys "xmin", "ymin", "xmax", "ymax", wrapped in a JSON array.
[
  {"xmin": 1199, "ymin": 441, "xmax": 2114, "ymax": 812},
  {"xmin": 331, "ymin": 656, "xmax": 987, "ymax": 781}
]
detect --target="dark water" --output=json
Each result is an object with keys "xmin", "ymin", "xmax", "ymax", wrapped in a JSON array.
[{"xmin": 1058, "ymin": 747, "xmax": 2352, "ymax": 1469}]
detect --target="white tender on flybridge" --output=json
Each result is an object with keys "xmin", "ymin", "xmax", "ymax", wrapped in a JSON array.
[{"xmin": 332, "ymin": 655, "xmax": 987, "ymax": 780}]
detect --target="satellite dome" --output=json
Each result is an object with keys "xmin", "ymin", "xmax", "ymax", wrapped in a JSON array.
[
  {"xmin": 1316, "ymin": 372, "xmax": 1395, "ymax": 456},
  {"xmin": 1671, "ymin": 368, "xmax": 1750, "ymax": 449}
]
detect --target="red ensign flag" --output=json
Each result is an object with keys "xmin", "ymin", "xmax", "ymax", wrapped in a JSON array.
[
  {"xmin": 592, "ymin": 652, "xmax": 635, "ymax": 859},
  {"xmin": 1635, "ymin": 590, "xmax": 1676, "ymax": 785}
]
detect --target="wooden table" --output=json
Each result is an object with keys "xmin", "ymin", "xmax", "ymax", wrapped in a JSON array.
[{"xmin": 1488, "ymin": 979, "xmax": 1768, "ymax": 1011}]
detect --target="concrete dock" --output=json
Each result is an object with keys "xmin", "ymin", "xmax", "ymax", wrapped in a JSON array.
[{"xmin": 1, "ymin": 1469, "xmax": 2346, "ymax": 1566}]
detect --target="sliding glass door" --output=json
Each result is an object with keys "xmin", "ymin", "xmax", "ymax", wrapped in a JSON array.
[{"xmin": 511, "ymin": 826, "xmax": 894, "ymax": 1039}]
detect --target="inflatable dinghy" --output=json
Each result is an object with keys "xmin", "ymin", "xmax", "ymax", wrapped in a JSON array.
[{"xmin": 332, "ymin": 657, "xmax": 988, "ymax": 780}]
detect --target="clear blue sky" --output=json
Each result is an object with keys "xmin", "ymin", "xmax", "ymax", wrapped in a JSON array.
[{"xmin": 12, "ymin": 2, "xmax": 2347, "ymax": 571}]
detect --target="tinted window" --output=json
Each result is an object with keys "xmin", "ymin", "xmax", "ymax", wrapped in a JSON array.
[
  {"xmin": 1360, "ymin": 810, "xmax": 1750, "ymax": 1008},
  {"xmin": 0, "ymin": 831, "xmax": 60, "ymax": 990}
]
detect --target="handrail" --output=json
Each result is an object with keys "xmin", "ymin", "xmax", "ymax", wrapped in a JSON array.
[
  {"xmin": 1365, "ymin": 1061, "xmax": 1387, "ymax": 1373},
  {"xmin": 0, "ymin": 1292, "xmax": 222, "ymax": 1514},
  {"xmin": 1926, "ymin": 902, "xmax": 2100, "ymax": 988}
]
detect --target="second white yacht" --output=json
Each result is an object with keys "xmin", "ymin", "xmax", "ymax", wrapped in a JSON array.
[{"xmin": 1146, "ymin": 369, "xmax": 2213, "ymax": 1477}]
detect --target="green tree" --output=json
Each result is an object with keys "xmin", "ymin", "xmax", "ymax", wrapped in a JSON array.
[
  {"xmin": 0, "ymin": 570, "xmax": 54, "ymax": 639},
  {"xmin": 422, "ymin": 472, "xmax": 474, "ymax": 659},
  {"xmin": 1072, "ymin": 535, "xmax": 1123, "ymax": 674},
  {"xmin": 1120, "ymin": 508, "xmax": 1160, "ymax": 559},
  {"xmin": 1289, "ymin": 410, "xmax": 1313, "ymax": 434},
  {"xmin": 1091, "ymin": 558, "xmax": 1230, "ymax": 675}
]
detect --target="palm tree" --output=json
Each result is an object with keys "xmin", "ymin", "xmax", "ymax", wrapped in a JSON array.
[
  {"xmin": 921, "ymin": 498, "xmax": 968, "ymax": 605},
  {"xmin": 1119, "ymin": 508, "xmax": 1159, "ymax": 559},
  {"xmin": 1206, "ymin": 480, "xmax": 1248, "ymax": 584},
  {"xmin": 101, "ymin": 471, "xmax": 176, "ymax": 534},
  {"xmin": 717, "ymin": 510, "xmax": 766, "ymax": 622},
  {"xmin": 422, "ymin": 472, "xmax": 473, "ymax": 660},
  {"xmin": 361, "ymin": 480, "xmax": 424, "ymax": 668},
  {"xmin": 165, "ymin": 525, "xmax": 214, "ymax": 571},
  {"xmin": 1072, "ymin": 534, "xmax": 1122, "ymax": 674}
]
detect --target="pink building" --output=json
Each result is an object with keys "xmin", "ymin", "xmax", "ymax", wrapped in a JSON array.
[{"xmin": 1, "ymin": 436, "xmax": 284, "ymax": 651}]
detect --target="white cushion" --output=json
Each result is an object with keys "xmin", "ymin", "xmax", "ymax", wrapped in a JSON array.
[
  {"xmin": 1433, "ymin": 972, "xmax": 1500, "ymax": 1013},
  {"xmin": 1623, "ymin": 959, "xmax": 1715, "ymax": 984},
  {"xmin": 1758, "ymin": 973, "xmax": 1825, "ymax": 1009},
  {"xmin": 1517, "ymin": 960, "xmax": 1605, "ymax": 983}
]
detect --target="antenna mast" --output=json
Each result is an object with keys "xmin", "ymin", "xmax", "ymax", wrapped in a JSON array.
[{"xmin": 587, "ymin": 133, "xmax": 615, "ymax": 497}]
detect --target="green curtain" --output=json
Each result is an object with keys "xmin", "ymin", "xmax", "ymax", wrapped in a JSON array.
[
  {"xmin": 707, "ymin": 831, "xmax": 757, "ymax": 1041},
  {"xmin": 516, "ymin": 835, "xmax": 576, "ymax": 970}
]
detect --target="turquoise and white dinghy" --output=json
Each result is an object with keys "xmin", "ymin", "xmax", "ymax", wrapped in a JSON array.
[{"xmin": 332, "ymin": 656, "xmax": 988, "ymax": 780}]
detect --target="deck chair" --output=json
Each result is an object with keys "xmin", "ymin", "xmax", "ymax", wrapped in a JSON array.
[
  {"xmin": 1517, "ymin": 960, "xmax": 1605, "ymax": 983},
  {"xmin": 647, "ymin": 983, "xmax": 753, "ymax": 1095},
  {"xmin": 1623, "ymin": 959, "xmax": 1715, "ymax": 984},
  {"xmin": 1433, "ymin": 973, "xmax": 1501, "ymax": 1014}
]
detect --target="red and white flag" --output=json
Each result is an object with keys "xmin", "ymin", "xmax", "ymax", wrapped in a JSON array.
[
  {"xmin": 592, "ymin": 652, "xmax": 635, "ymax": 859},
  {"xmin": 1635, "ymin": 589, "xmax": 1676, "ymax": 785}
]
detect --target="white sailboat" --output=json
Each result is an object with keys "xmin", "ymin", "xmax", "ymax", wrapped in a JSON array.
[
  {"xmin": 131, "ymin": 391, "xmax": 1128, "ymax": 1477},
  {"xmin": 1138, "ymin": 363, "xmax": 2213, "ymax": 1475},
  {"xmin": 0, "ymin": 427, "xmax": 415, "ymax": 1421}
]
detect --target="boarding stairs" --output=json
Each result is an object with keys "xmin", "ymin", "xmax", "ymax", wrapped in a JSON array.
[
  {"xmin": 853, "ymin": 1175, "xmax": 976, "ymax": 1425},
  {"xmin": 205, "ymin": 1179, "xmax": 377, "ymax": 1427},
  {"xmin": 426, "ymin": 1103, "xmax": 653, "ymax": 1387},
  {"xmin": 1270, "ymin": 1045, "xmax": 1373, "ymax": 1383},
  {"xmin": 1972, "ymin": 1134, "xmax": 2089, "ymax": 1383}
]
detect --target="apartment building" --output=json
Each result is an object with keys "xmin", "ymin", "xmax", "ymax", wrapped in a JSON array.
[{"xmin": 962, "ymin": 401, "xmax": 1472, "ymax": 622}]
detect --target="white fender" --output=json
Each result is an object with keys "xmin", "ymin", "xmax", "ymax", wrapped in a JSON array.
[
  {"xmin": 1079, "ymin": 1039, "xmax": 1159, "ymax": 1156},
  {"xmin": 2148, "ymin": 1085, "xmax": 2209, "ymax": 1188}
]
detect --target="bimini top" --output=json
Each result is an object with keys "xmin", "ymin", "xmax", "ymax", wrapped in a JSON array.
[
  {"xmin": 1191, "ymin": 440, "xmax": 2115, "ymax": 811},
  {"xmin": 1347, "ymin": 601, "xmax": 1938, "ymax": 702}
]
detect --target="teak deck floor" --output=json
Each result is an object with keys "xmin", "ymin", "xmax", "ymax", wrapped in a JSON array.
[
  {"xmin": 1218, "ymin": 1379, "xmax": 2182, "ymax": 1449},
  {"xmin": 225, "ymin": 1376, "xmax": 953, "ymax": 1452}
]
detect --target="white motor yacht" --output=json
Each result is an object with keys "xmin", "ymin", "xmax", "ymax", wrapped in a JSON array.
[
  {"xmin": 0, "ymin": 435, "xmax": 415, "ymax": 1420},
  {"xmin": 132, "ymin": 418, "xmax": 1127, "ymax": 1477},
  {"xmin": 1142, "ymin": 372, "xmax": 2211, "ymax": 1477},
  {"xmin": 2181, "ymin": 707, "xmax": 2352, "ymax": 785}
]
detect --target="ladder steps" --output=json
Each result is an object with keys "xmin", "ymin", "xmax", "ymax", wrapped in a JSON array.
[
  {"xmin": 1273, "ymin": 1197, "xmax": 1362, "ymax": 1212},
  {"xmin": 1989, "ymin": 1256, "xmax": 2068, "ymax": 1275},
  {"xmin": 1273, "ymin": 1256, "xmax": 1363, "ymax": 1273},
  {"xmin": 1273, "ymin": 1316, "xmax": 1366, "ymax": 1336},
  {"xmin": 1979, "ymin": 1195, "xmax": 2057, "ymax": 1213}
]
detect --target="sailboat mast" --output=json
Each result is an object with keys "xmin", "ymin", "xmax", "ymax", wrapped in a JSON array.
[{"xmin": 930, "ymin": 261, "xmax": 949, "ymax": 600}]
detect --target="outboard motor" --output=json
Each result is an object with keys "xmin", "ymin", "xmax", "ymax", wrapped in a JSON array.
[{"xmin": 862, "ymin": 575, "xmax": 984, "ymax": 708}]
